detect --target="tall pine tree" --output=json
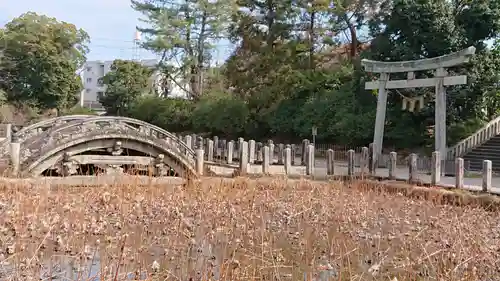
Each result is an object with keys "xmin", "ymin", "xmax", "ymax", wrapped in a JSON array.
[{"xmin": 132, "ymin": 0, "xmax": 234, "ymax": 99}]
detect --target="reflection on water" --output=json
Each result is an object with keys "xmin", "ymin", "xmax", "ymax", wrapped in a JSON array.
[
  {"xmin": 0, "ymin": 253, "xmax": 148, "ymax": 280},
  {"xmin": 1, "ymin": 249, "xmax": 337, "ymax": 281},
  {"xmin": 40, "ymin": 252, "xmax": 156, "ymax": 281},
  {"xmin": 40, "ymin": 254, "xmax": 150, "ymax": 281}
]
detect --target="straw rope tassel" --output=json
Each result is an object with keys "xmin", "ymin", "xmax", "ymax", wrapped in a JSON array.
[{"xmin": 398, "ymin": 89, "xmax": 425, "ymax": 112}]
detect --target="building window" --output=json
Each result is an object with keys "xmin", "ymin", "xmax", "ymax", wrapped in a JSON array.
[
  {"xmin": 85, "ymin": 89, "xmax": 91, "ymax": 93},
  {"xmin": 86, "ymin": 78, "xmax": 92, "ymax": 83},
  {"xmin": 97, "ymin": 91, "xmax": 104, "ymax": 100},
  {"xmin": 97, "ymin": 77, "xmax": 103, "ymax": 86},
  {"xmin": 86, "ymin": 66, "xmax": 92, "ymax": 72}
]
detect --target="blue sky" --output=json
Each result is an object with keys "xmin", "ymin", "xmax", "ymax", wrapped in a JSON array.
[{"xmin": 0, "ymin": 0, "xmax": 233, "ymax": 63}]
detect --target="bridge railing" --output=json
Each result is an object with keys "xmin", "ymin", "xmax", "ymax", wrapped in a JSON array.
[{"xmin": 446, "ymin": 115, "xmax": 500, "ymax": 160}]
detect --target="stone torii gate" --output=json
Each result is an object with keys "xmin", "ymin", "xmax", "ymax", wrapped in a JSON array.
[{"xmin": 361, "ymin": 46, "xmax": 476, "ymax": 173}]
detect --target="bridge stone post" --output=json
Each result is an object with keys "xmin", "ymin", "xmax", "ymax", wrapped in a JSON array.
[
  {"xmin": 262, "ymin": 146, "xmax": 270, "ymax": 174},
  {"xmin": 153, "ymin": 154, "xmax": 168, "ymax": 176},
  {"xmin": 227, "ymin": 141, "xmax": 234, "ymax": 164},
  {"xmin": 239, "ymin": 141, "xmax": 249, "ymax": 176},
  {"xmin": 196, "ymin": 149, "xmax": 204, "ymax": 176}
]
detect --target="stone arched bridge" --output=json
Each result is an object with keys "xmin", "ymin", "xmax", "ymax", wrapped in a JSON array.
[{"xmin": 0, "ymin": 115, "xmax": 198, "ymax": 178}]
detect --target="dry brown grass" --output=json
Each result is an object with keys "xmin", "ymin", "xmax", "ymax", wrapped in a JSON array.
[{"xmin": 0, "ymin": 177, "xmax": 499, "ymax": 281}]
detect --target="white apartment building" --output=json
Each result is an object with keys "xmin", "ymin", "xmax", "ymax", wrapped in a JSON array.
[{"xmin": 79, "ymin": 59, "xmax": 164, "ymax": 111}]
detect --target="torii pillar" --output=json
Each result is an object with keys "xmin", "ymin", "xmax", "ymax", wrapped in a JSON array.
[{"xmin": 361, "ymin": 47, "xmax": 476, "ymax": 174}]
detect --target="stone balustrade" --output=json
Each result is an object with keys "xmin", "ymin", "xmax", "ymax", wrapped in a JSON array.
[
  {"xmin": 0, "ymin": 118, "xmax": 497, "ymax": 194},
  {"xmin": 187, "ymin": 134, "xmax": 497, "ymax": 193}
]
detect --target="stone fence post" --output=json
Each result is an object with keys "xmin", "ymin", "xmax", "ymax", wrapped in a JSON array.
[
  {"xmin": 10, "ymin": 140, "xmax": 20, "ymax": 176},
  {"xmin": 3, "ymin": 124, "xmax": 12, "ymax": 144},
  {"xmin": 185, "ymin": 135, "xmax": 192, "ymax": 150},
  {"xmin": 326, "ymin": 149, "xmax": 334, "ymax": 176},
  {"xmin": 306, "ymin": 144, "xmax": 314, "ymax": 176},
  {"xmin": 455, "ymin": 157, "xmax": 464, "ymax": 189},
  {"xmin": 408, "ymin": 153, "xmax": 418, "ymax": 184},
  {"xmin": 238, "ymin": 138, "xmax": 244, "ymax": 159},
  {"xmin": 213, "ymin": 136, "xmax": 219, "ymax": 158},
  {"xmin": 195, "ymin": 149, "xmax": 204, "ymax": 176},
  {"xmin": 347, "ymin": 150, "xmax": 354, "ymax": 176},
  {"xmin": 483, "ymin": 160, "xmax": 492, "ymax": 192},
  {"xmin": 284, "ymin": 145, "xmax": 292, "ymax": 175},
  {"xmin": 291, "ymin": 144, "xmax": 297, "ymax": 166},
  {"xmin": 431, "ymin": 151, "xmax": 440, "ymax": 185},
  {"xmin": 239, "ymin": 141, "xmax": 249, "ymax": 176},
  {"xmin": 361, "ymin": 147, "xmax": 369, "ymax": 176},
  {"xmin": 301, "ymin": 139, "xmax": 310, "ymax": 165},
  {"xmin": 227, "ymin": 141, "xmax": 234, "ymax": 164},
  {"xmin": 268, "ymin": 141, "xmax": 275, "ymax": 164},
  {"xmin": 388, "ymin": 152, "xmax": 396, "ymax": 180},
  {"xmin": 206, "ymin": 140, "xmax": 214, "ymax": 161},
  {"xmin": 248, "ymin": 140, "xmax": 256, "ymax": 164},
  {"xmin": 277, "ymin": 143, "xmax": 284, "ymax": 165},
  {"xmin": 262, "ymin": 146, "xmax": 270, "ymax": 174}
]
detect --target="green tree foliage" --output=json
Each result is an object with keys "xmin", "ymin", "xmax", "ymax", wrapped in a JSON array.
[
  {"xmin": 0, "ymin": 12, "xmax": 89, "ymax": 112},
  {"xmin": 127, "ymin": 96, "xmax": 194, "ymax": 132},
  {"xmin": 99, "ymin": 60, "xmax": 153, "ymax": 116},
  {"xmin": 116, "ymin": 0, "xmax": 500, "ymax": 150},
  {"xmin": 191, "ymin": 91, "xmax": 249, "ymax": 137},
  {"xmin": 132, "ymin": 0, "xmax": 234, "ymax": 99},
  {"xmin": 4, "ymin": 1, "xmax": 500, "ymax": 151},
  {"xmin": 367, "ymin": 0, "xmax": 500, "ymax": 148}
]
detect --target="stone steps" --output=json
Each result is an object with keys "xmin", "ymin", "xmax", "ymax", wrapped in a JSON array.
[{"xmin": 463, "ymin": 135, "xmax": 500, "ymax": 171}]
